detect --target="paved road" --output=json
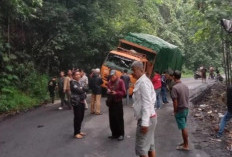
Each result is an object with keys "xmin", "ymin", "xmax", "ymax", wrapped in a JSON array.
[{"xmin": 0, "ymin": 78, "xmax": 214, "ymax": 157}]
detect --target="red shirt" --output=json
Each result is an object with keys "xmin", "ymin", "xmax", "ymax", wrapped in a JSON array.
[
  {"xmin": 152, "ymin": 73, "xmax": 162, "ymax": 89},
  {"xmin": 107, "ymin": 78, "xmax": 126, "ymax": 102}
]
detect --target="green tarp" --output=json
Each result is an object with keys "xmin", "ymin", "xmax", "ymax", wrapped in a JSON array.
[{"xmin": 124, "ymin": 33, "xmax": 183, "ymax": 73}]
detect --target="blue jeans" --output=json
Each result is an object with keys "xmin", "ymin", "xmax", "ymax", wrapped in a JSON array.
[
  {"xmin": 155, "ymin": 88, "xmax": 161, "ymax": 109},
  {"xmin": 217, "ymin": 111, "xmax": 232, "ymax": 136},
  {"xmin": 161, "ymin": 86, "xmax": 168, "ymax": 103}
]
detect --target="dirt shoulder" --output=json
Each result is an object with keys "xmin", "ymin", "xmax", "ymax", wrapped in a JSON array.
[{"xmin": 190, "ymin": 82, "xmax": 232, "ymax": 157}]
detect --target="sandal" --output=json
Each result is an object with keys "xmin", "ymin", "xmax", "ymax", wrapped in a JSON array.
[
  {"xmin": 176, "ymin": 145, "xmax": 190, "ymax": 151},
  {"xmin": 178, "ymin": 143, "xmax": 184, "ymax": 146},
  {"xmin": 95, "ymin": 112, "xmax": 102, "ymax": 115},
  {"xmin": 75, "ymin": 134, "xmax": 83, "ymax": 139},
  {"xmin": 80, "ymin": 132, "xmax": 86, "ymax": 136}
]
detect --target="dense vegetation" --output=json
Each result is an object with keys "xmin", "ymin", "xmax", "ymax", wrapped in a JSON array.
[{"xmin": 0, "ymin": 0, "xmax": 231, "ymax": 113}]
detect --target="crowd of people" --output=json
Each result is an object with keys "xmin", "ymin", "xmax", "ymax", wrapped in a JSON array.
[
  {"xmin": 194, "ymin": 66, "xmax": 224, "ymax": 83},
  {"xmin": 47, "ymin": 63, "xmax": 190, "ymax": 157}
]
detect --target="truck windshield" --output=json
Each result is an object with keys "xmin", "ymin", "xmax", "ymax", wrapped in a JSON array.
[{"xmin": 104, "ymin": 53, "xmax": 134, "ymax": 73}]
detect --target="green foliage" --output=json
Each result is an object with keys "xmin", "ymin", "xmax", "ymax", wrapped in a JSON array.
[
  {"xmin": 0, "ymin": 70, "xmax": 49, "ymax": 113},
  {"xmin": 0, "ymin": 0, "xmax": 231, "ymax": 113},
  {"xmin": 21, "ymin": 69, "xmax": 49, "ymax": 101},
  {"xmin": 182, "ymin": 67, "xmax": 194, "ymax": 78},
  {"xmin": 0, "ymin": 87, "xmax": 37, "ymax": 113}
]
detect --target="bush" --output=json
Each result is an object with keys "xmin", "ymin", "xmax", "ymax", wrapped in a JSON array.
[
  {"xmin": 22, "ymin": 71, "xmax": 49, "ymax": 101},
  {"xmin": 0, "ymin": 87, "xmax": 37, "ymax": 113},
  {"xmin": 182, "ymin": 67, "xmax": 194, "ymax": 78},
  {"xmin": 0, "ymin": 71, "xmax": 50, "ymax": 113}
]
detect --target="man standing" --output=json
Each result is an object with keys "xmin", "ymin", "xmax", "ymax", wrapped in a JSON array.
[
  {"xmin": 58, "ymin": 71, "xmax": 65, "ymax": 110},
  {"xmin": 63, "ymin": 69, "xmax": 72, "ymax": 109},
  {"xmin": 120, "ymin": 69, "xmax": 130, "ymax": 105},
  {"xmin": 216, "ymin": 86, "xmax": 232, "ymax": 138},
  {"xmin": 48, "ymin": 76, "xmax": 57, "ymax": 104},
  {"xmin": 131, "ymin": 61, "xmax": 157, "ymax": 157},
  {"xmin": 171, "ymin": 70, "xmax": 190, "ymax": 151},
  {"xmin": 152, "ymin": 71, "xmax": 162, "ymax": 109},
  {"xmin": 70, "ymin": 70, "xmax": 88, "ymax": 139},
  {"xmin": 107, "ymin": 70, "xmax": 126, "ymax": 141},
  {"xmin": 89, "ymin": 68, "xmax": 103, "ymax": 115},
  {"xmin": 200, "ymin": 66, "xmax": 207, "ymax": 83},
  {"xmin": 161, "ymin": 72, "xmax": 169, "ymax": 104},
  {"xmin": 166, "ymin": 69, "xmax": 175, "ymax": 94},
  {"xmin": 80, "ymin": 69, "xmax": 89, "ymax": 109}
]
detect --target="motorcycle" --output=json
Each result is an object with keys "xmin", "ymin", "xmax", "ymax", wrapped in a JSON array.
[
  {"xmin": 208, "ymin": 72, "xmax": 215, "ymax": 80},
  {"xmin": 215, "ymin": 73, "xmax": 224, "ymax": 82},
  {"xmin": 194, "ymin": 71, "xmax": 201, "ymax": 79}
]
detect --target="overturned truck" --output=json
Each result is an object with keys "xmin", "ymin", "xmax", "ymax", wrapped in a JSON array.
[{"xmin": 101, "ymin": 33, "xmax": 183, "ymax": 95}]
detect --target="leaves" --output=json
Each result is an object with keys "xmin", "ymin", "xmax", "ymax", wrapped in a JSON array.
[{"xmin": 0, "ymin": 0, "xmax": 230, "ymax": 88}]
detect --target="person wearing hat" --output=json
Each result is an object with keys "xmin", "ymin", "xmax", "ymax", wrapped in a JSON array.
[{"xmin": 107, "ymin": 69, "xmax": 126, "ymax": 141}]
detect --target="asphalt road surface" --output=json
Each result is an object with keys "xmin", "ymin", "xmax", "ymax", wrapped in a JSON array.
[{"xmin": 0, "ymin": 78, "xmax": 214, "ymax": 157}]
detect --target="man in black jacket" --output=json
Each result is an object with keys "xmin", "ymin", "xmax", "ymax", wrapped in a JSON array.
[
  {"xmin": 89, "ymin": 68, "xmax": 103, "ymax": 115},
  {"xmin": 70, "ymin": 70, "xmax": 88, "ymax": 139}
]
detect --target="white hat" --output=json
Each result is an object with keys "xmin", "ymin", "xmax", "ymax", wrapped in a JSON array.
[{"xmin": 95, "ymin": 68, "xmax": 100, "ymax": 73}]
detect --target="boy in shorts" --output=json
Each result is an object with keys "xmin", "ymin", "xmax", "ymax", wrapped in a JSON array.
[{"xmin": 171, "ymin": 70, "xmax": 190, "ymax": 151}]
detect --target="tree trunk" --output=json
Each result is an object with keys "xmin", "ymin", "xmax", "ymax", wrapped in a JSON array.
[{"xmin": 7, "ymin": 16, "xmax": 10, "ymax": 55}]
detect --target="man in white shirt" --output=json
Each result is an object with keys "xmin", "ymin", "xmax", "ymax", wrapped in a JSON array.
[{"xmin": 131, "ymin": 61, "xmax": 157, "ymax": 157}]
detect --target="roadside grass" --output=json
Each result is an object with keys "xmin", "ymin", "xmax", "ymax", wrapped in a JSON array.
[
  {"xmin": 182, "ymin": 73, "xmax": 193, "ymax": 78},
  {"xmin": 0, "ymin": 88, "xmax": 38, "ymax": 113},
  {"xmin": 0, "ymin": 73, "xmax": 50, "ymax": 114},
  {"xmin": 182, "ymin": 68, "xmax": 194, "ymax": 78}
]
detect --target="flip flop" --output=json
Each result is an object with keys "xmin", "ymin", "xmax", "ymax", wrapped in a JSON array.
[
  {"xmin": 75, "ymin": 134, "xmax": 83, "ymax": 139},
  {"xmin": 176, "ymin": 145, "xmax": 190, "ymax": 151},
  {"xmin": 178, "ymin": 143, "xmax": 184, "ymax": 146},
  {"xmin": 80, "ymin": 132, "xmax": 86, "ymax": 136}
]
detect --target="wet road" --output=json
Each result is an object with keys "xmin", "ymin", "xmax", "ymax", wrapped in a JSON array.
[{"xmin": 0, "ymin": 78, "xmax": 214, "ymax": 157}]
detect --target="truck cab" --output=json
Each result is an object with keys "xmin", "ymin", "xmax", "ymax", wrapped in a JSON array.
[{"xmin": 101, "ymin": 39, "xmax": 156, "ymax": 95}]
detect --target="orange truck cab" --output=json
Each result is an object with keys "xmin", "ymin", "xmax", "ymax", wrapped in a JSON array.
[{"xmin": 101, "ymin": 39, "xmax": 156, "ymax": 95}]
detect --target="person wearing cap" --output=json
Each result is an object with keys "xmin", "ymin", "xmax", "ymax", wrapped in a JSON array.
[
  {"xmin": 131, "ymin": 61, "xmax": 157, "ymax": 157},
  {"xmin": 107, "ymin": 69, "xmax": 126, "ymax": 141},
  {"xmin": 171, "ymin": 70, "xmax": 190, "ymax": 151},
  {"xmin": 89, "ymin": 68, "xmax": 103, "ymax": 115}
]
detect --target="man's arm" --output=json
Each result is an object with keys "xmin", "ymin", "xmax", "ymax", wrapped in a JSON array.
[
  {"xmin": 171, "ymin": 87, "xmax": 178, "ymax": 114},
  {"xmin": 140, "ymin": 82, "xmax": 153, "ymax": 134},
  {"xmin": 172, "ymin": 99, "xmax": 178, "ymax": 114},
  {"xmin": 63, "ymin": 77, "xmax": 67, "ymax": 92}
]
